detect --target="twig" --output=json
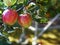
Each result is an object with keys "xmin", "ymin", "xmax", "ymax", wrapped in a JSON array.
[
  {"xmin": 32, "ymin": 10, "xmax": 39, "ymax": 45},
  {"xmin": 3, "ymin": 23, "xmax": 7, "ymax": 31},
  {"xmin": 16, "ymin": 0, "xmax": 32, "ymax": 12},
  {"xmin": 32, "ymin": 21, "xmax": 38, "ymax": 45},
  {"xmin": 16, "ymin": 6, "xmax": 24, "ymax": 12},
  {"xmin": 19, "ymin": 27, "xmax": 25, "ymax": 43},
  {"xmin": 38, "ymin": 25, "xmax": 60, "ymax": 30},
  {"xmin": 38, "ymin": 14, "xmax": 60, "ymax": 37}
]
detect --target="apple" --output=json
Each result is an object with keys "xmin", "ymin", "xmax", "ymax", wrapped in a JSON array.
[
  {"xmin": 18, "ymin": 13, "xmax": 32, "ymax": 28},
  {"xmin": 3, "ymin": 0, "xmax": 17, "ymax": 6},
  {"xmin": 2, "ymin": 9, "xmax": 18, "ymax": 25}
]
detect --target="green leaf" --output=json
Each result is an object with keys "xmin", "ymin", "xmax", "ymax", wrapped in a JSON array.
[
  {"xmin": 51, "ymin": 0, "xmax": 57, "ymax": 6},
  {"xmin": 17, "ymin": 0, "xmax": 29, "ymax": 5},
  {"xmin": 40, "ymin": 17, "xmax": 48, "ymax": 23},
  {"xmin": 24, "ymin": 0, "xmax": 29, "ymax": 5},
  {"xmin": 3, "ymin": 0, "xmax": 17, "ymax": 6},
  {"xmin": 17, "ymin": 0, "xmax": 24, "ymax": 4}
]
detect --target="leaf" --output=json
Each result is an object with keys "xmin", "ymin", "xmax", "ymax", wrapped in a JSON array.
[
  {"xmin": 17, "ymin": 0, "xmax": 24, "ymax": 4},
  {"xmin": 17, "ymin": 0, "xmax": 29, "ymax": 5},
  {"xmin": 51, "ymin": 0, "xmax": 57, "ymax": 6},
  {"xmin": 40, "ymin": 18, "xmax": 48, "ymax": 23},
  {"xmin": 3, "ymin": 0, "xmax": 17, "ymax": 6}
]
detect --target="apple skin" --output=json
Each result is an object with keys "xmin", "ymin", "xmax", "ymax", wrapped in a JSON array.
[
  {"xmin": 18, "ymin": 13, "xmax": 32, "ymax": 28},
  {"xmin": 2, "ymin": 9, "xmax": 18, "ymax": 25}
]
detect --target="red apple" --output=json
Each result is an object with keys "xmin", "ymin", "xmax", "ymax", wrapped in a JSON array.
[
  {"xmin": 2, "ymin": 9, "xmax": 18, "ymax": 25},
  {"xmin": 18, "ymin": 13, "xmax": 32, "ymax": 28}
]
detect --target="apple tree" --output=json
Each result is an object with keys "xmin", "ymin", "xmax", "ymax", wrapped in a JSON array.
[{"xmin": 0, "ymin": 0, "xmax": 60, "ymax": 45}]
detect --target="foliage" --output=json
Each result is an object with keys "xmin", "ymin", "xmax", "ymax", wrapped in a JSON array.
[{"xmin": 0, "ymin": 0, "xmax": 60, "ymax": 44}]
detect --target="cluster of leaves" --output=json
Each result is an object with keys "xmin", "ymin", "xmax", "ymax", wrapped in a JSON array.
[{"xmin": 0, "ymin": 0, "xmax": 60, "ymax": 23}]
